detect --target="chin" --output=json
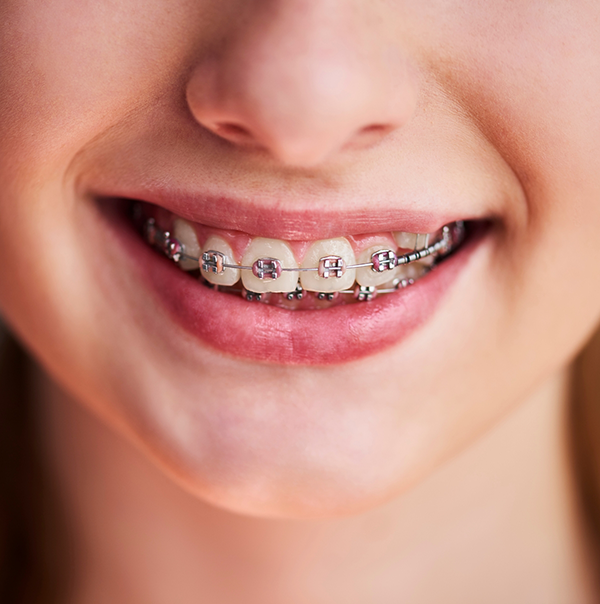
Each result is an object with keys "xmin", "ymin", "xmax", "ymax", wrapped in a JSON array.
[
  {"xmin": 145, "ymin": 423, "xmax": 418, "ymax": 519},
  {"xmin": 100, "ymin": 369, "xmax": 445, "ymax": 520}
]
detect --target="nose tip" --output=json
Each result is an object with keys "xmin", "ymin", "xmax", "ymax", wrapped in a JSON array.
[{"xmin": 186, "ymin": 6, "xmax": 418, "ymax": 167}]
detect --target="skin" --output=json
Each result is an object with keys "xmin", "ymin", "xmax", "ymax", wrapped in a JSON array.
[{"xmin": 1, "ymin": 0, "xmax": 600, "ymax": 600}]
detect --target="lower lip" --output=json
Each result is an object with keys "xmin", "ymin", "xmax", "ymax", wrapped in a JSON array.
[{"xmin": 103, "ymin": 204, "xmax": 481, "ymax": 365}]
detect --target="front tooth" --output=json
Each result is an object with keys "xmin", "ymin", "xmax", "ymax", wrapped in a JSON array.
[
  {"xmin": 173, "ymin": 219, "xmax": 201, "ymax": 271},
  {"xmin": 300, "ymin": 238, "xmax": 356, "ymax": 292},
  {"xmin": 393, "ymin": 231, "xmax": 431, "ymax": 250},
  {"xmin": 356, "ymin": 244, "xmax": 399, "ymax": 287},
  {"xmin": 201, "ymin": 235, "xmax": 240, "ymax": 286},
  {"xmin": 241, "ymin": 238, "xmax": 298, "ymax": 293}
]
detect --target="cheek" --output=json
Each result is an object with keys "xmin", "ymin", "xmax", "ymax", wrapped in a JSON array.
[
  {"xmin": 0, "ymin": 0, "xmax": 212, "ymax": 175},
  {"xmin": 0, "ymin": 0, "xmax": 198, "ymax": 369},
  {"xmin": 428, "ymin": 1, "xmax": 600, "ymax": 341}
]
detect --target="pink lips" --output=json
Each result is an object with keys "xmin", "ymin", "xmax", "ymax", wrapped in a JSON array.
[
  {"xmin": 102, "ymin": 201, "xmax": 477, "ymax": 365},
  {"xmin": 90, "ymin": 184, "xmax": 469, "ymax": 240}
]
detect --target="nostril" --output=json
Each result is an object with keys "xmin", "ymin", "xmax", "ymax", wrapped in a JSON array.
[
  {"xmin": 359, "ymin": 124, "xmax": 395, "ymax": 139},
  {"xmin": 343, "ymin": 124, "xmax": 395, "ymax": 151},
  {"xmin": 361, "ymin": 124, "xmax": 388, "ymax": 134},
  {"xmin": 212, "ymin": 122, "xmax": 255, "ymax": 143}
]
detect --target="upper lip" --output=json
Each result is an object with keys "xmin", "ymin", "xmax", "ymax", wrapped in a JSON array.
[{"xmin": 93, "ymin": 186, "xmax": 478, "ymax": 240}]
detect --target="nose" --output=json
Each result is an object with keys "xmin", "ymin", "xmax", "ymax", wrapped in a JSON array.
[{"xmin": 186, "ymin": 1, "xmax": 418, "ymax": 167}]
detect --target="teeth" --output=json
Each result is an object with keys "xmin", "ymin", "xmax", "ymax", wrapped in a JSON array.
[
  {"xmin": 201, "ymin": 235, "xmax": 240, "ymax": 286},
  {"xmin": 393, "ymin": 231, "xmax": 430, "ymax": 250},
  {"xmin": 173, "ymin": 219, "xmax": 201, "ymax": 271},
  {"xmin": 397, "ymin": 260, "xmax": 430, "ymax": 282},
  {"xmin": 415, "ymin": 233, "xmax": 430, "ymax": 249},
  {"xmin": 418, "ymin": 254, "xmax": 435, "ymax": 267},
  {"xmin": 146, "ymin": 211, "xmax": 455, "ymax": 300},
  {"xmin": 356, "ymin": 244, "xmax": 399, "ymax": 287},
  {"xmin": 241, "ymin": 238, "xmax": 299, "ymax": 293},
  {"xmin": 300, "ymin": 238, "xmax": 356, "ymax": 292},
  {"xmin": 393, "ymin": 231, "xmax": 417, "ymax": 249}
]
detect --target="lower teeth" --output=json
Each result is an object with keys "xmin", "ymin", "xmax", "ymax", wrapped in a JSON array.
[{"xmin": 135, "ymin": 207, "xmax": 465, "ymax": 307}]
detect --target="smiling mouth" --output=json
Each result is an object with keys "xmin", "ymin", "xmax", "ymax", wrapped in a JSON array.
[
  {"xmin": 129, "ymin": 200, "xmax": 468, "ymax": 309},
  {"xmin": 94, "ymin": 195, "xmax": 484, "ymax": 364}
]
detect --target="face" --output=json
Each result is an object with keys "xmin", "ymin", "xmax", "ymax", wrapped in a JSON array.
[{"xmin": 1, "ymin": 0, "xmax": 600, "ymax": 518}]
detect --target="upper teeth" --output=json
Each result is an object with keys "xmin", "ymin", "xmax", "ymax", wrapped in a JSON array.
[
  {"xmin": 394, "ymin": 231, "xmax": 429, "ymax": 249},
  {"xmin": 356, "ymin": 244, "xmax": 400, "ymax": 287},
  {"xmin": 145, "ymin": 214, "xmax": 461, "ymax": 296},
  {"xmin": 241, "ymin": 238, "xmax": 299, "ymax": 293},
  {"xmin": 201, "ymin": 235, "xmax": 239, "ymax": 286},
  {"xmin": 173, "ymin": 218, "xmax": 201, "ymax": 271},
  {"xmin": 300, "ymin": 238, "xmax": 356, "ymax": 292}
]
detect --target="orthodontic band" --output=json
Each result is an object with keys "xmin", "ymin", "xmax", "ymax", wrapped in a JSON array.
[
  {"xmin": 198, "ymin": 236, "xmax": 451, "ymax": 275},
  {"xmin": 141, "ymin": 214, "xmax": 465, "ymax": 301}
]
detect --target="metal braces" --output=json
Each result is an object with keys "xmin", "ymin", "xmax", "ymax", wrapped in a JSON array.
[
  {"xmin": 142, "ymin": 216, "xmax": 465, "ymax": 301},
  {"xmin": 152, "ymin": 222, "xmax": 459, "ymax": 275},
  {"xmin": 285, "ymin": 284, "xmax": 304, "ymax": 300},
  {"xmin": 203, "ymin": 275, "xmax": 418, "ymax": 302}
]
